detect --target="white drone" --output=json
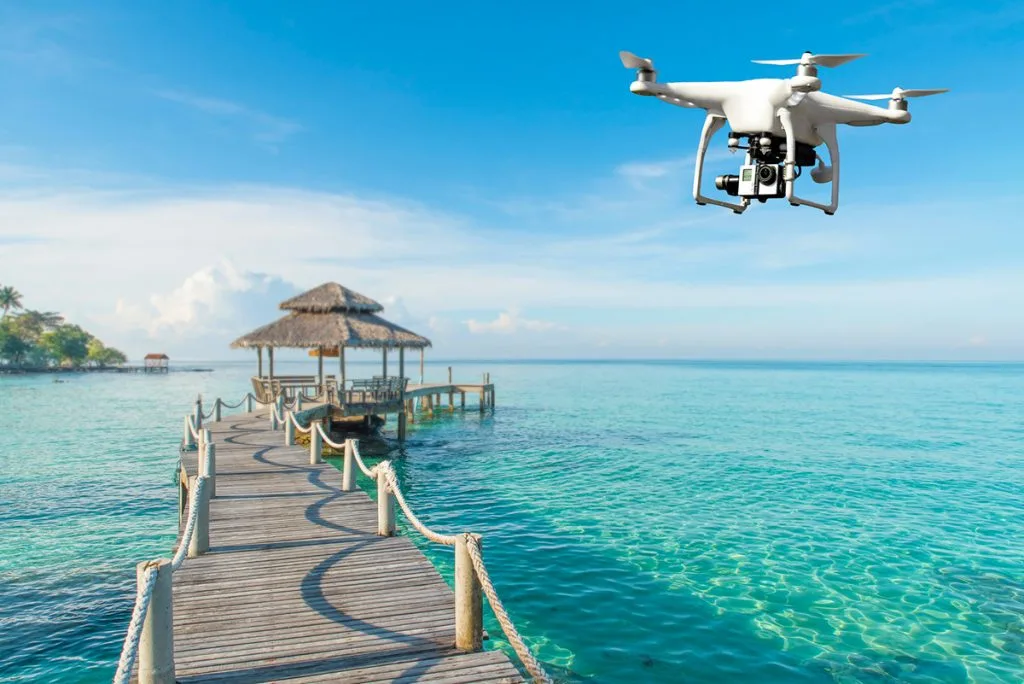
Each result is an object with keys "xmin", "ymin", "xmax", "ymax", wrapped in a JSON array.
[{"xmin": 620, "ymin": 50, "xmax": 948, "ymax": 215}]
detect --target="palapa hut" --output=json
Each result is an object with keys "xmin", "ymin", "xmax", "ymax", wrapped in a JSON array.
[{"xmin": 230, "ymin": 282, "xmax": 431, "ymax": 401}]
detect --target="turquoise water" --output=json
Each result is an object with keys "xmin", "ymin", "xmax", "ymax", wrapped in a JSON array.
[{"xmin": 1, "ymin": 361, "xmax": 1022, "ymax": 683}]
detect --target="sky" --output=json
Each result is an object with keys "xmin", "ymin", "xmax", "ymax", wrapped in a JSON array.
[{"xmin": 1, "ymin": 0, "xmax": 1023, "ymax": 361}]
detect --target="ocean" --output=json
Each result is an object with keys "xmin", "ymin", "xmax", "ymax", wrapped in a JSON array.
[{"xmin": 1, "ymin": 360, "xmax": 1022, "ymax": 683}]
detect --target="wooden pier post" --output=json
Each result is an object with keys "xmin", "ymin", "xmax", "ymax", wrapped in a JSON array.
[
  {"xmin": 461, "ymin": 391, "xmax": 466, "ymax": 409},
  {"xmin": 377, "ymin": 474, "xmax": 395, "ymax": 536},
  {"xmin": 310, "ymin": 421, "xmax": 323, "ymax": 464},
  {"xmin": 284, "ymin": 412, "xmax": 295, "ymax": 446},
  {"xmin": 296, "ymin": 394, "xmax": 304, "ymax": 411},
  {"xmin": 342, "ymin": 439, "xmax": 356, "ymax": 491},
  {"xmin": 213, "ymin": 399, "xmax": 221, "ymax": 423},
  {"xmin": 204, "ymin": 442, "xmax": 216, "ymax": 498},
  {"xmin": 448, "ymin": 367, "xmax": 455, "ymax": 408},
  {"xmin": 397, "ymin": 412, "xmax": 407, "ymax": 442},
  {"xmin": 194, "ymin": 396, "xmax": 202, "ymax": 430},
  {"xmin": 136, "ymin": 559, "xmax": 175, "ymax": 684},
  {"xmin": 187, "ymin": 476, "xmax": 210, "ymax": 558},
  {"xmin": 455, "ymin": 534, "xmax": 483, "ymax": 652},
  {"xmin": 246, "ymin": 394, "xmax": 254, "ymax": 413}
]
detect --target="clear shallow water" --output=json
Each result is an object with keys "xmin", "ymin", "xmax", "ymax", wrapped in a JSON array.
[{"xmin": 1, "ymin": 360, "xmax": 1022, "ymax": 683}]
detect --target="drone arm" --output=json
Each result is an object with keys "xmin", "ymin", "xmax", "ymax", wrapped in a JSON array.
[
  {"xmin": 693, "ymin": 113, "xmax": 748, "ymax": 214},
  {"xmin": 778, "ymin": 108, "xmax": 840, "ymax": 215}
]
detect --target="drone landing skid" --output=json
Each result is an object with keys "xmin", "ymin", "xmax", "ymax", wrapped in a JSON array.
[
  {"xmin": 779, "ymin": 111, "xmax": 840, "ymax": 215},
  {"xmin": 692, "ymin": 114, "xmax": 749, "ymax": 214}
]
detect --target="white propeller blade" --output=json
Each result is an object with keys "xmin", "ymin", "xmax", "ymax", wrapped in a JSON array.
[
  {"xmin": 753, "ymin": 52, "xmax": 867, "ymax": 68},
  {"xmin": 845, "ymin": 87, "xmax": 950, "ymax": 100},
  {"xmin": 619, "ymin": 50, "xmax": 653, "ymax": 70}
]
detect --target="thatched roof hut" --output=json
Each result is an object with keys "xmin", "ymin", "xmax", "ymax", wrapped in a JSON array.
[
  {"xmin": 230, "ymin": 283, "xmax": 430, "ymax": 351},
  {"xmin": 230, "ymin": 282, "xmax": 430, "ymax": 387}
]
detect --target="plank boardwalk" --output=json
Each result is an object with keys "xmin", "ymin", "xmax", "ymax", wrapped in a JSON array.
[{"xmin": 166, "ymin": 409, "xmax": 524, "ymax": 683}]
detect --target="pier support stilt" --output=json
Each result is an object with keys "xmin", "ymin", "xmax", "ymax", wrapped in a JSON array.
[
  {"xmin": 455, "ymin": 534, "xmax": 483, "ymax": 651},
  {"xmin": 397, "ymin": 411, "xmax": 407, "ymax": 442},
  {"xmin": 136, "ymin": 559, "xmax": 175, "ymax": 684}
]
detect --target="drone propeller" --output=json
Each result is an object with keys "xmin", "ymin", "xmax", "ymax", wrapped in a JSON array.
[
  {"xmin": 619, "ymin": 50, "xmax": 654, "ymax": 71},
  {"xmin": 844, "ymin": 87, "xmax": 950, "ymax": 100},
  {"xmin": 753, "ymin": 52, "xmax": 867, "ymax": 68}
]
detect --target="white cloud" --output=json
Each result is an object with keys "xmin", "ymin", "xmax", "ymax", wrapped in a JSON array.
[
  {"xmin": 1, "ymin": 162, "xmax": 1023, "ymax": 360},
  {"xmin": 465, "ymin": 308, "xmax": 562, "ymax": 335},
  {"xmin": 155, "ymin": 90, "xmax": 303, "ymax": 146}
]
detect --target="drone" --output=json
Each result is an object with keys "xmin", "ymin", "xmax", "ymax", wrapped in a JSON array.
[{"xmin": 619, "ymin": 50, "xmax": 948, "ymax": 215}]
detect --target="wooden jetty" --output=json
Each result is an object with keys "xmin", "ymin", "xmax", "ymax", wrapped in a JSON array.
[{"xmin": 114, "ymin": 395, "xmax": 548, "ymax": 684}]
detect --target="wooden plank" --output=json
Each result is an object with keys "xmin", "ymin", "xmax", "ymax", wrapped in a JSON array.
[{"xmin": 152, "ymin": 408, "xmax": 524, "ymax": 684}]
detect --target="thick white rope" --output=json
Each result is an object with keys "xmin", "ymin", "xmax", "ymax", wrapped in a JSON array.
[
  {"xmin": 271, "ymin": 404, "xmax": 285, "ymax": 425},
  {"xmin": 376, "ymin": 461, "xmax": 458, "ymax": 546},
  {"xmin": 465, "ymin": 535, "xmax": 552, "ymax": 684},
  {"xmin": 172, "ymin": 476, "xmax": 208, "ymax": 571},
  {"xmin": 112, "ymin": 565, "xmax": 159, "ymax": 684},
  {"xmin": 288, "ymin": 411, "xmax": 313, "ymax": 434},
  {"xmin": 186, "ymin": 415, "xmax": 200, "ymax": 440},
  {"xmin": 348, "ymin": 436, "xmax": 378, "ymax": 478}
]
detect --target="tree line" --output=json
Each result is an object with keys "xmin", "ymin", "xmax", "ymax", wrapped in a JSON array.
[{"xmin": 0, "ymin": 285, "xmax": 129, "ymax": 369}]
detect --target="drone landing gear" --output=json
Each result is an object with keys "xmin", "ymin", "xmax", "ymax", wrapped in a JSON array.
[
  {"xmin": 778, "ymin": 109, "xmax": 840, "ymax": 215},
  {"xmin": 693, "ymin": 114, "xmax": 749, "ymax": 214}
]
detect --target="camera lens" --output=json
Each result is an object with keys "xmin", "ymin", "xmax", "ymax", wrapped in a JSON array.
[
  {"xmin": 757, "ymin": 165, "xmax": 777, "ymax": 184},
  {"xmin": 715, "ymin": 174, "xmax": 739, "ymax": 196}
]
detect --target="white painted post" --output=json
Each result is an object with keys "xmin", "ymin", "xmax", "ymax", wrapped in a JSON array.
[
  {"xmin": 197, "ymin": 429, "xmax": 206, "ymax": 461},
  {"xmin": 187, "ymin": 476, "xmax": 210, "ymax": 557},
  {"xmin": 204, "ymin": 443, "xmax": 216, "ymax": 498},
  {"xmin": 213, "ymin": 398, "xmax": 221, "ymax": 423},
  {"xmin": 136, "ymin": 559, "xmax": 175, "ymax": 684},
  {"xmin": 342, "ymin": 439, "xmax": 356, "ymax": 491},
  {"xmin": 377, "ymin": 472, "xmax": 395, "ymax": 536},
  {"xmin": 310, "ymin": 421, "xmax": 323, "ymax": 464},
  {"xmin": 246, "ymin": 394, "xmax": 254, "ymax": 413},
  {"xmin": 183, "ymin": 416, "xmax": 195, "ymax": 449},
  {"xmin": 455, "ymin": 534, "xmax": 483, "ymax": 651},
  {"xmin": 194, "ymin": 396, "xmax": 202, "ymax": 430},
  {"xmin": 284, "ymin": 412, "xmax": 295, "ymax": 446}
]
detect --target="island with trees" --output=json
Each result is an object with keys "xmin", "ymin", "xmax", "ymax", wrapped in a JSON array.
[{"xmin": 0, "ymin": 285, "xmax": 130, "ymax": 373}]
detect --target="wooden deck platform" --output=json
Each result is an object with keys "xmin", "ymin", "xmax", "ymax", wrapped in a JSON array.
[{"xmin": 168, "ymin": 408, "xmax": 523, "ymax": 683}]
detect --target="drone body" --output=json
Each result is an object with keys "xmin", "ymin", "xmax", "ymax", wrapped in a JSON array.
[{"xmin": 621, "ymin": 51, "xmax": 947, "ymax": 215}]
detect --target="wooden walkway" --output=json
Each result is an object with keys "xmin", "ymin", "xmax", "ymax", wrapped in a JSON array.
[{"xmin": 168, "ymin": 408, "xmax": 523, "ymax": 683}]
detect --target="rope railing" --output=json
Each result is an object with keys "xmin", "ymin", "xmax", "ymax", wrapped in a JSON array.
[
  {"xmin": 112, "ymin": 565, "xmax": 159, "ymax": 684},
  {"xmin": 312, "ymin": 424, "xmax": 550, "ymax": 683},
  {"xmin": 288, "ymin": 410, "xmax": 313, "ymax": 434},
  {"xmin": 114, "ymin": 474, "xmax": 210, "ymax": 684}
]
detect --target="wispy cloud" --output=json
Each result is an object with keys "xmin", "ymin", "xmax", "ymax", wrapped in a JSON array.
[
  {"xmin": 465, "ymin": 308, "xmax": 563, "ymax": 335},
  {"xmin": 155, "ymin": 90, "xmax": 303, "ymax": 147}
]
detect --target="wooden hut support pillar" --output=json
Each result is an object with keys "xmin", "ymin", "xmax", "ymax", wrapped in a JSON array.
[{"xmin": 257, "ymin": 346, "xmax": 263, "ymax": 378}]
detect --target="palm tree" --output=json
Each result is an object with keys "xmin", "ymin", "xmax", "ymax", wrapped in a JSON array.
[{"xmin": 0, "ymin": 286, "xmax": 23, "ymax": 318}]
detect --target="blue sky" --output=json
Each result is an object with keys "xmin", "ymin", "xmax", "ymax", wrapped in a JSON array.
[{"xmin": 1, "ymin": 1, "xmax": 1023, "ymax": 360}]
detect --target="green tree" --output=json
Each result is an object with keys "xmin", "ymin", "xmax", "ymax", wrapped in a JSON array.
[
  {"xmin": 40, "ymin": 324, "xmax": 93, "ymax": 367},
  {"xmin": 0, "ymin": 318, "xmax": 31, "ymax": 365},
  {"xmin": 0, "ymin": 286, "xmax": 24, "ymax": 318},
  {"xmin": 11, "ymin": 310, "xmax": 64, "ymax": 343},
  {"xmin": 87, "ymin": 338, "xmax": 128, "ymax": 367}
]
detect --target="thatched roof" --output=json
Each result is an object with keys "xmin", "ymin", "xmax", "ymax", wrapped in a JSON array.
[
  {"xmin": 230, "ymin": 311, "xmax": 431, "ymax": 350},
  {"xmin": 279, "ymin": 282, "xmax": 383, "ymax": 313}
]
